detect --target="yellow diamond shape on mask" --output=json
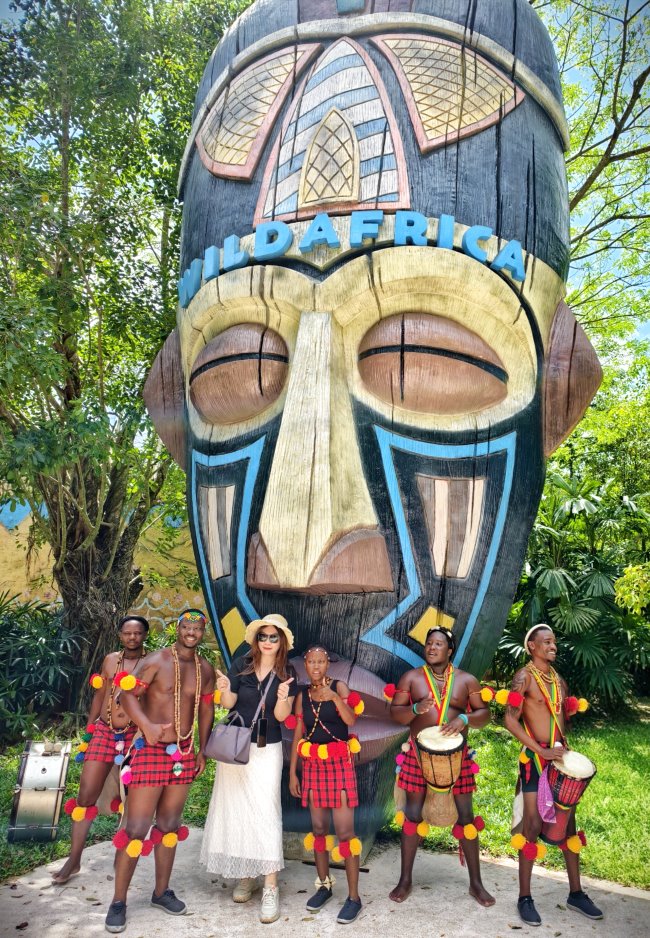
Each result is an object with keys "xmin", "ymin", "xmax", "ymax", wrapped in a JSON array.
[{"xmin": 409, "ymin": 606, "xmax": 456, "ymax": 645}]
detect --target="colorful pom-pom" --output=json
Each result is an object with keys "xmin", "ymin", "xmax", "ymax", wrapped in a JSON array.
[
  {"xmin": 511, "ymin": 833, "xmax": 526, "ymax": 851},
  {"xmin": 508, "ymin": 691, "xmax": 524, "ymax": 708},
  {"xmin": 338, "ymin": 840, "xmax": 352, "ymax": 859},
  {"xmin": 331, "ymin": 846, "xmax": 342, "ymax": 863},
  {"xmin": 317, "ymin": 744, "xmax": 329, "ymax": 760},
  {"xmin": 348, "ymin": 736, "xmax": 361, "ymax": 754},
  {"xmin": 213, "ymin": 688, "xmax": 221, "ymax": 704},
  {"xmin": 469, "ymin": 761, "xmax": 480, "ymax": 774},
  {"xmin": 109, "ymin": 797, "xmax": 120, "ymax": 813},
  {"xmin": 71, "ymin": 806, "xmax": 86, "ymax": 822},
  {"xmin": 140, "ymin": 839, "xmax": 154, "ymax": 857},
  {"xmin": 113, "ymin": 670, "xmax": 129, "ymax": 687},
  {"xmin": 64, "ymin": 798, "xmax": 77, "ymax": 816},
  {"xmin": 519, "ymin": 752, "xmax": 530, "ymax": 764},
  {"xmin": 416, "ymin": 822, "xmax": 430, "ymax": 838},
  {"xmin": 347, "ymin": 692, "xmax": 361, "ymax": 707},
  {"xmin": 403, "ymin": 820, "xmax": 418, "ymax": 837},
  {"xmin": 578, "ymin": 698, "xmax": 589, "ymax": 712},
  {"xmin": 77, "ymin": 742, "xmax": 89, "ymax": 753},
  {"xmin": 162, "ymin": 832, "xmax": 178, "ymax": 848},
  {"xmin": 566, "ymin": 834, "xmax": 582, "ymax": 853},
  {"xmin": 353, "ymin": 701, "xmax": 365, "ymax": 715},
  {"xmin": 114, "ymin": 754, "xmax": 125, "ymax": 766},
  {"xmin": 564, "ymin": 695, "xmax": 579, "ymax": 716},
  {"xmin": 464, "ymin": 823, "xmax": 478, "ymax": 840},
  {"xmin": 177, "ymin": 826, "xmax": 189, "ymax": 842},
  {"xmin": 86, "ymin": 805, "xmax": 98, "ymax": 821},
  {"xmin": 578, "ymin": 830, "xmax": 587, "ymax": 846},
  {"xmin": 349, "ymin": 837, "xmax": 362, "ymax": 855},
  {"xmin": 119, "ymin": 674, "xmax": 137, "ymax": 691},
  {"xmin": 120, "ymin": 769, "xmax": 132, "ymax": 785},
  {"xmin": 522, "ymin": 841, "xmax": 538, "ymax": 861},
  {"xmin": 536, "ymin": 842, "xmax": 547, "ymax": 861},
  {"xmin": 480, "ymin": 686, "xmax": 495, "ymax": 702},
  {"xmin": 474, "ymin": 815, "xmax": 485, "ymax": 832},
  {"xmin": 495, "ymin": 688, "xmax": 509, "ymax": 706},
  {"xmin": 86, "ymin": 723, "xmax": 96, "ymax": 734},
  {"xmin": 126, "ymin": 838, "xmax": 143, "ymax": 858},
  {"xmin": 113, "ymin": 829, "xmax": 130, "ymax": 850},
  {"xmin": 134, "ymin": 736, "xmax": 145, "ymax": 750},
  {"xmin": 304, "ymin": 831, "xmax": 315, "ymax": 851},
  {"xmin": 452, "ymin": 823, "xmax": 465, "ymax": 840},
  {"xmin": 394, "ymin": 810, "xmax": 405, "ymax": 827},
  {"xmin": 313, "ymin": 835, "xmax": 327, "ymax": 853},
  {"xmin": 81, "ymin": 731, "xmax": 93, "ymax": 743},
  {"xmin": 395, "ymin": 753, "xmax": 406, "ymax": 766},
  {"xmin": 165, "ymin": 743, "xmax": 177, "ymax": 756},
  {"xmin": 149, "ymin": 827, "xmax": 163, "ymax": 845},
  {"xmin": 89, "ymin": 673, "xmax": 104, "ymax": 689},
  {"xmin": 284, "ymin": 714, "xmax": 297, "ymax": 730},
  {"xmin": 383, "ymin": 683, "xmax": 396, "ymax": 701},
  {"xmin": 74, "ymin": 752, "xmax": 85, "ymax": 763}
]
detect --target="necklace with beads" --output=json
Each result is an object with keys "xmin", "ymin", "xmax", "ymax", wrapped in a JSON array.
[
  {"xmin": 171, "ymin": 645, "xmax": 202, "ymax": 750},
  {"xmin": 526, "ymin": 662, "xmax": 562, "ymax": 715},
  {"xmin": 106, "ymin": 648, "xmax": 146, "ymax": 764}
]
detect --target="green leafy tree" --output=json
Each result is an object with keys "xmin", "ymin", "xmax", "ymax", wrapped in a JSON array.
[{"xmin": 0, "ymin": 0, "xmax": 245, "ymax": 701}]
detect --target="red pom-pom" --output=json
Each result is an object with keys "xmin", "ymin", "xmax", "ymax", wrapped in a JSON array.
[
  {"xmin": 177, "ymin": 825, "xmax": 189, "ymax": 842},
  {"xmin": 113, "ymin": 670, "xmax": 129, "ymax": 687},
  {"xmin": 313, "ymin": 835, "xmax": 327, "ymax": 852},
  {"xmin": 284, "ymin": 714, "xmax": 297, "ymax": 730},
  {"xmin": 507, "ymin": 691, "xmax": 524, "ymax": 708},
  {"xmin": 63, "ymin": 797, "xmax": 77, "ymax": 816},
  {"xmin": 522, "ymin": 841, "xmax": 538, "ymax": 861},
  {"xmin": 85, "ymin": 805, "xmax": 99, "ymax": 821},
  {"xmin": 558, "ymin": 839, "xmax": 568, "ymax": 851},
  {"xmin": 474, "ymin": 815, "xmax": 485, "ymax": 832},
  {"xmin": 383, "ymin": 683, "xmax": 396, "ymax": 700},
  {"xmin": 347, "ymin": 691, "xmax": 361, "ymax": 707},
  {"xmin": 339, "ymin": 840, "xmax": 352, "ymax": 859},
  {"xmin": 86, "ymin": 723, "xmax": 96, "ymax": 734},
  {"xmin": 564, "ymin": 696, "xmax": 579, "ymax": 716},
  {"xmin": 140, "ymin": 839, "xmax": 154, "ymax": 856},
  {"xmin": 149, "ymin": 827, "xmax": 163, "ymax": 845},
  {"xmin": 112, "ymin": 829, "xmax": 130, "ymax": 850},
  {"xmin": 578, "ymin": 830, "xmax": 587, "ymax": 846},
  {"xmin": 470, "ymin": 762, "xmax": 480, "ymax": 774},
  {"xmin": 403, "ymin": 820, "xmax": 419, "ymax": 837},
  {"xmin": 451, "ymin": 823, "xmax": 464, "ymax": 840},
  {"xmin": 110, "ymin": 797, "xmax": 121, "ymax": 813}
]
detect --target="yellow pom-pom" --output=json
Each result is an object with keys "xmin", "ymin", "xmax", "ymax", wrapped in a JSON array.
[
  {"xmin": 126, "ymin": 838, "xmax": 143, "ymax": 858},
  {"xmin": 331, "ymin": 846, "xmax": 342, "ymax": 863},
  {"xmin": 304, "ymin": 832, "xmax": 315, "ymax": 851},
  {"xmin": 519, "ymin": 752, "xmax": 530, "ymax": 764},
  {"xmin": 536, "ymin": 842, "xmax": 547, "ymax": 861},
  {"xmin": 464, "ymin": 823, "xmax": 478, "ymax": 840},
  {"xmin": 511, "ymin": 833, "xmax": 526, "ymax": 851},
  {"xmin": 325, "ymin": 835, "xmax": 335, "ymax": 851},
  {"xmin": 302, "ymin": 742, "xmax": 312, "ymax": 758},
  {"xmin": 578, "ymin": 698, "xmax": 589, "ymax": 713},
  {"xmin": 119, "ymin": 674, "xmax": 137, "ymax": 691},
  {"xmin": 566, "ymin": 835, "xmax": 582, "ymax": 854},
  {"xmin": 394, "ymin": 810, "xmax": 405, "ymax": 827},
  {"xmin": 213, "ymin": 689, "xmax": 221, "ymax": 704},
  {"xmin": 77, "ymin": 742, "xmax": 89, "ymax": 752},
  {"xmin": 416, "ymin": 822, "xmax": 429, "ymax": 838},
  {"xmin": 317, "ymin": 744, "xmax": 329, "ymax": 760},
  {"xmin": 495, "ymin": 688, "xmax": 509, "ymax": 706},
  {"xmin": 162, "ymin": 832, "xmax": 178, "ymax": 848},
  {"xmin": 348, "ymin": 737, "xmax": 361, "ymax": 754},
  {"xmin": 90, "ymin": 675, "xmax": 104, "ymax": 689},
  {"xmin": 71, "ymin": 806, "xmax": 86, "ymax": 822},
  {"xmin": 480, "ymin": 687, "xmax": 494, "ymax": 702},
  {"xmin": 118, "ymin": 802, "xmax": 124, "ymax": 815},
  {"xmin": 353, "ymin": 701, "xmax": 365, "ymax": 715},
  {"xmin": 349, "ymin": 837, "xmax": 362, "ymax": 855}
]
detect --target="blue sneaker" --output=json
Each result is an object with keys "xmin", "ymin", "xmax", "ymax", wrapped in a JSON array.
[
  {"xmin": 517, "ymin": 895, "xmax": 541, "ymax": 926},
  {"xmin": 567, "ymin": 890, "xmax": 603, "ymax": 919},
  {"xmin": 307, "ymin": 885, "xmax": 333, "ymax": 912},
  {"xmin": 151, "ymin": 889, "xmax": 187, "ymax": 915},
  {"xmin": 337, "ymin": 897, "xmax": 362, "ymax": 924},
  {"xmin": 105, "ymin": 900, "xmax": 126, "ymax": 933}
]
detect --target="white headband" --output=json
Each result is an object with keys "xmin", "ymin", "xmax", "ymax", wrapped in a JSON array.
[{"xmin": 523, "ymin": 624, "xmax": 552, "ymax": 654}]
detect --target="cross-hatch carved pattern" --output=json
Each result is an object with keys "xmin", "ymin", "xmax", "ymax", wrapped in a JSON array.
[
  {"xmin": 383, "ymin": 37, "xmax": 517, "ymax": 142},
  {"xmin": 299, "ymin": 109, "xmax": 359, "ymax": 206},
  {"xmin": 200, "ymin": 51, "xmax": 300, "ymax": 166}
]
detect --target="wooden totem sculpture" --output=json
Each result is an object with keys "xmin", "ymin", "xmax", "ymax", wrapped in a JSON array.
[{"xmin": 145, "ymin": 0, "xmax": 602, "ymax": 834}]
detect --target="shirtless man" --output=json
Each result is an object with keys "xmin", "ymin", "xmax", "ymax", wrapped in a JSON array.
[
  {"xmin": 52, "ymin": 615, "xmax": 149, "ymax": 885},
  {"xmin": 388, "ymin": 627, "xmax": 494, "ymax": 907},
  {"xmin": 504, "ymin": 624, "xmax": 603, "ymax": 926},
  {"xmin": 104, "ymin": 609, "xmax": 215, "ymax": 934}
]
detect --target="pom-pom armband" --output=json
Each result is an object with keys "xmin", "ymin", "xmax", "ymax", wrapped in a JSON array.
[
  {"xmin": 511, "ymin": 833, "xmax": 547, "ymax": 862},
  {"xmin": 113, "ymin": 671, "xmax": 148, "ymax": 691},
  {"xmin": 113, "ymin": 824, "xmax": 189, "ymax": 856},
  {"xmin": 64, "ymin": 797, "xmax": 98, "ymax": 823},
  {"xmin": 89, "ymin": 673, "xmax": 104, "ymax": 690}
]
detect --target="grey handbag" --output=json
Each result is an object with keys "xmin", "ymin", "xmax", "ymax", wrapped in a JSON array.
[{"xmin": 203, "ymin": 672, "xmax": 274, "ymax": 764}]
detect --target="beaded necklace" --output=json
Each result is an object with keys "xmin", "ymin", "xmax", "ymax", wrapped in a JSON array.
[
  {"xmin": 106, "ymin": 648, "xmax": 146, "ymax": 729},
  {"xmin": 171, "ymin": 646, "xmax": 202, "ymax": 754},
  {"xmin": 526, "ymin": 662, "xmax": 562, "ymax": 716},
  {"xmin": 304, "ymin": 681, "xmax": 345, "ymax": 744}
]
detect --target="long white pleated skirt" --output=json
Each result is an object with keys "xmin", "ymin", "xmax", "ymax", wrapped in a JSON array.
[{"xmin": 200, "ymin": 741, "xmax": 284, "ymax": 878}]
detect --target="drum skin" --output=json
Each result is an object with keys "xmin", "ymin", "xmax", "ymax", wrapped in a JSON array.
[{"xmin": 8, "ymin": 741, "xmax": 72, "ymax": 843}]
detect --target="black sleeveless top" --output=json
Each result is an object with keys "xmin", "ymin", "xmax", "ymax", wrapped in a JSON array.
[{"xmin": 301, "ymin": 680, "xmax": 349, "ymax": 745}]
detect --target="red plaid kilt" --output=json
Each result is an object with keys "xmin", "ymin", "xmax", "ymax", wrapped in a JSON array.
[
  {"xmin": 397, "ymin": 739, "xmax": 476, "ymax": 795},
  {"xmin": 85, "ymin": 720, "xmax": 136, "ymax": 764},
  {"xmin": 301, "ymin": 753, "xmax": 359, "ymax": 809},
  {"xmin": 128, "ymin": 740, "xmax": 196, "ymax": 787}
]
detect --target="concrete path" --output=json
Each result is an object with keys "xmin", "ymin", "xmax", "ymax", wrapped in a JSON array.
[{"xmin": 1, "ymin": 834, "xmax": 647, "ymax": 937}]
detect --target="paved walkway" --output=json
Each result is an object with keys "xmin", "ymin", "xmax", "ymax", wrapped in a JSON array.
[{"xmin": 1, "ymin": 834, "xmax": 647, "ymax": 937}]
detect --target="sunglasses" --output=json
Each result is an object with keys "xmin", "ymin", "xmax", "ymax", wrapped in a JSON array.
[{"xmin": 257, "ymin": 632, "xmax": 280, "ymax": 643}]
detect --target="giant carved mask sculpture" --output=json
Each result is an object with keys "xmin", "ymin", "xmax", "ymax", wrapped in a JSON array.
[{"xmin": 145, "ymin": 0, "xmax": 601, "ymax": 831}]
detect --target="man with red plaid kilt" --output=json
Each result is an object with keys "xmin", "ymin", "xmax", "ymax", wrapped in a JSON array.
[
  {"xmin": 289, "ymin": 645, "xmax": 365, "ymax": 924},
  {"xmin": 52, "ymin": 616, "xmax": 149, "ymax": 886},
  {"xmin": 389, "ymin": 627, "xmax": 494, "ymax": 908},
  {"xmin": 103, "ymin": 610, "xmax": 215, "ymax": 934}
]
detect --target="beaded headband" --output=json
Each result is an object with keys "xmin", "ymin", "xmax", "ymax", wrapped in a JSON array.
[{"xmin": 177, "ymin": 609, "xmax": 207, "ymax": 625}]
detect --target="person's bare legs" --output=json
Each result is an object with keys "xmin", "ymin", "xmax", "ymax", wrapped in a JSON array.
[
  {"xmin": 152, "ymin": 784, "xmax": 192, "ymax": 898},
  {"xmin": 333, "ymin": 792, "xmax": 359, "ymax": 901},
  {"xmin": 454, "ymin": 792, "xmax": 495, "ymax": 907},
  {"xmin": 52, "ymin": 760, "xmax": 115, "ymax": 884},
  {"xmin": 309, "ymin": 799, "xmax": 332, "ymax": 883},
  {"xmin": 563, "ymin": 810, "xmax": 582, "ymax": 893},
  {"xmin": 112, "ymin": 786, "xmax": 162, "ymax": 903},
  {"xmin": 518, "ymin": 791, "xmax": 542, "ymax": 898},
  {"xmin": 389, "ymin": 789, "xmax": 426, "ymax": 902}
]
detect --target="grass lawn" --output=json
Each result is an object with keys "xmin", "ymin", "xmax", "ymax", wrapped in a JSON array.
[{"xmin": 2, "ymin": 707, "xmax": 648, "ymax": 888}]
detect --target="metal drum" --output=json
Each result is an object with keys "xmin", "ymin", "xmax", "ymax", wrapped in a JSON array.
[{"xmin": 8, "ymin": 740, "xmax": 72, "ymax": 843}]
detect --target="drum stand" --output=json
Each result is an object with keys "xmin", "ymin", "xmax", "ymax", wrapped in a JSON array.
[{"xmin": 8, "ymin": 741, "xmax": 72, "ymax": 843}]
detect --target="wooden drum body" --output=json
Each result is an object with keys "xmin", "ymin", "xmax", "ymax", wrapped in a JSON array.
[
  {"xmin": 416, "ymin": 727, "xmax": 464, "ymax": 792},
  {"xmin": 540, "ymin": 750, "xmax": 596, "ymax": 845},
  {"xmin": 8, "ymin": 741, "xmax": 72, "ymax": 843}
]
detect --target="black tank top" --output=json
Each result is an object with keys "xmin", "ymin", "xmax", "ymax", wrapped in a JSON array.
[{"xmin": 301, "ymin": 680, "xmax": 349, "ymax": 744}]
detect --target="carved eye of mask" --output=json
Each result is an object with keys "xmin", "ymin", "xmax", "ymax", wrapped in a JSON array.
[
  {"xmin": 190, "ymin": 324, "xmax": 289, "ymax": 424},
  {"xmin": 358, "ymin": 314, "xmax": 508, "ymax": 415}
]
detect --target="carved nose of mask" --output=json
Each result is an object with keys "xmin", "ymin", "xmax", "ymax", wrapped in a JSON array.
[{"xmin": 247, "ymin": 311, "xmax": 393, "ymax": 594}]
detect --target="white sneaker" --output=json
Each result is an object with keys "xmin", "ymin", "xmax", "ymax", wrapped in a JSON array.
[
  {"xmin": 260, "ymin": 885, "xmax": 280, "ymax": 924},
  {"xmin": 233, "ymin": 878, "xmax": 256, "ymax": 903}
]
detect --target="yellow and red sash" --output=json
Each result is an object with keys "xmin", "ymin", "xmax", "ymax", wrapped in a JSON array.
[{"xmin": 422, "ymin": 664, "xmax": 455, "ymax": 726}]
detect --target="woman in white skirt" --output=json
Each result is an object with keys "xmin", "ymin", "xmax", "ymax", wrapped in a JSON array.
[{"xmin": 200, "ymin": 613, "xmax": 296, "ymax": 923}]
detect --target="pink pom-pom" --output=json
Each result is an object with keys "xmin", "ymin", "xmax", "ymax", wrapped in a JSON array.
[
  {"xmin": 470, "ymin": 762, "xmax": 480, "ymax": 774},
  {"xmin": 120, "ymin": 769, "xmax": 132, "ymax": 785},
  {"xmin": 396, "ymin": 753, "xmax": 406, "ymax": 765}
]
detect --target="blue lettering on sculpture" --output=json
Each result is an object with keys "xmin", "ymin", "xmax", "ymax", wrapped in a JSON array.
[
  {"xmin": 223, "ymin": 235, "xmax": 249, "ymax": 272},
  {"xmin": 254, "ymin": 221, "xmax": 293, "ymax": 261},
  {"xmin": 298, "ymin": 213, "xmax": 340, "ymax": 253},
  {"xmin": 394, "ymin": 211, "xmax": 428, "ymax": 246},
  {"xmin": 350, "ymin": 210, "xmax": 384, "ymax": 248},
  {"xmin": 437, "ymin": 213, "xmax": 455, "ymax": 250},
  {"xmin": 491, "ymin": 239, "xmax": 526, "ymax": 282},
  {"xmin": 462, "ymin": 225, "xmax": 493, "ymax": 263},
  {"xmin": 203, "ymin": 245, "xmax": 220, "ymax": 282}
]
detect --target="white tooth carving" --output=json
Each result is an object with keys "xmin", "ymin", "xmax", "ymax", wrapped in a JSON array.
[
  {"xmin": 199, "ymin": 484, "xmax": 235, "ymax": 580},
  {"xmin": 416, "ymin": 475, "xmax": 485, "ymax": 579}
]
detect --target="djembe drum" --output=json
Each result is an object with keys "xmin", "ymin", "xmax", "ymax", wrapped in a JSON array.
[
  {"xmin": 416, "ymin": 727, "xmax": 465, "ymax": 827},
  {"xmin": 541, "ymin": 750, "xmax": 596, "ymax": 845}
]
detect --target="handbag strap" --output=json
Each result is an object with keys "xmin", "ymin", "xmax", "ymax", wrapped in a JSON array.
[{"xmin": 250, "ymin": 670, "xmax": 275, "ymax": 725}]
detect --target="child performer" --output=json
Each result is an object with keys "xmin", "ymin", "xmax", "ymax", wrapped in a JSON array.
[
  {"xmin": 52, "ymin": 615, "xmax": 149, "ymax": 885},
  {"xmin": 289, "ymin": 645, "xmax": 365, "ymax": 924}
]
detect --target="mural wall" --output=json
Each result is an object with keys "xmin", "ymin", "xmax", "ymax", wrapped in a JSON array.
[{"xmin": 144, "ymin": 0, "xmax": 602, "ymax": 834}]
